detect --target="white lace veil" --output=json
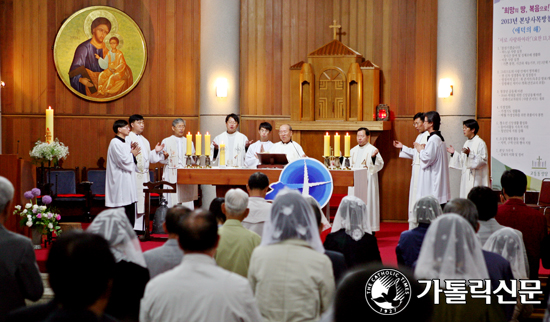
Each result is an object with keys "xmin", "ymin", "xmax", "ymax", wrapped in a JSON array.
[
  {"xmin": 87, "ymin": 208, "xmax": 147, "ymax": 268},
  {"xmin": 260, "ymin": 189, "xmax": 325, "ymax": 253},
  {"xmin": 304, "ymin": 195, "xmax": 331, "ymax": 231},
  {"xmin": 412, "ymin": 195, "xmax": 442, "ymax": 226},
  {"xmin": 483, "ymin": 227, "xmax": 529, "ymax": 279},
  {"xmin": 331, "ymin": 195, "xmax": 371, "ymax": 241},
  {"xmin": 414, "ymin": 214, "xmax": 489, "ymax": 285}
]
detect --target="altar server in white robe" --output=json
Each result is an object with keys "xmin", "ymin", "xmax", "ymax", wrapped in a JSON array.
[
  {"xmin": 106, "ymin": 119, "xmax": 141, "ymax": 226},
  {"xmin": 348, "ymin": 127, "xmax": 384, "ymax": 232},
  {"xmin": 244, "ymin": 122, "xmax": 274, "ymax": 168},
  {"xmin": 159, "ymin": 118, "xmax": 197, "ymax": 210},
  {"xmin": 447, "ymin": 119, "xmax": 489, "ymax": 198},
  {"xmin": 393, "ymin": 112, "xmax": 429, "ymax": 229},
  {"xmin": 212, "ymin": 113, "xmax": 251, "ymax": 167},
  {"xmin": 268, "ymin": 124, "xmax": 306, "ymax": 163},
  {"xmin": 416, "ymin": 111, "xmax": 451, "ymax": 207},
  {"xmin": 127, "ymin": 115, "xmax": 164, "ymax": 230}
]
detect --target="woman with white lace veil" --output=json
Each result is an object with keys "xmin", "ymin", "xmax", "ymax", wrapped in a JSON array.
[
  {"xmin": 396, "ymin": 195, "xmax": 441, "ymax": 269},
  {"xmin": 249, "ymin": 189, "xmax": 335, "ymax": 321},
  {"xmin": 323, "ymin": 195, "xmax": 381, "ymax": 268},
  {"xmin": 415, "ymin": 214, "xmax": 506, "ymax": 321},
  {"xmin": 87, "ymin": 208, "xmax": 149, "ymax": 322},
  {"xmin": 303, "ymin": 195, "xmax": 331, "ymax": 232},
  {"xmin": 484, "ymin": 227, "xmax": 532, "ymax": 321}
]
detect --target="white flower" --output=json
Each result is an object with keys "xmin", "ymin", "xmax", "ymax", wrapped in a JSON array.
[
  {"xmin": 48, "ymin": 223, "xmax": 53, "ymax": 229},
  {"xmin": 15, "ymin": 205, "xmax": 21, "ymax": 210},
  {"xmin": 27, "ymin": 215, "xmax": 31, "ymax": 219},
  {"xmin": 25, "ymin": 203, "xmax": 32, "ymax": 209},
  {"xmin": 26, "ymin": 221, "xmax": 33, "ymax": 227},
  {"xmin": 40, "ymin": 206, "xmax": 47, "ymax": 211},
  {"xmin": 22, "ymin": 209, "xmax": 27, "ymax": 214},
  {"xmin": 32, "ymin": 204, "xmax": 38, "ymax": 209}
]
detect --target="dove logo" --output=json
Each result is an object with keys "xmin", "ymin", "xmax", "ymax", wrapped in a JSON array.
[{"xmin": 365, "ymin": 268, "xmax": 411, "ymax": 315}]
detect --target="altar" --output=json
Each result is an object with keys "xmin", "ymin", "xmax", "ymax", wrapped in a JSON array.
[{"xmin": 177, "ymin": 167, "xmax": 370, "ymax": 209}]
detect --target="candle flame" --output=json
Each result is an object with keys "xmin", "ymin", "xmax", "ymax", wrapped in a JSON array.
[
  {"xmin": 206, "ymin": 132, "xmax": 210, "ymax": 135},
  {"xmin": 335, "ymin": 132, "xmax": 339, "ymax": 136},
  {"xmin": 188, "ymin": 132, "xmax": 191, "ymax": 135},
  {"xmin": 346, "ymin": 132, "xmax": 349, "ymax": 136},
  {"xmin": 326, "ymin": 132, "xmax": 329, "ymax": 136},
  {"xmin": 48, "ymin": 106, "xmax": 52, "ymax": 110},
  {"xmin": 197, "ymin": 131, "xmax": 200, "ymax": 135}
]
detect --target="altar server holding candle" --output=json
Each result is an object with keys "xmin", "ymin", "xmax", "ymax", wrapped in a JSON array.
[
  {"xmin": 127, "ymin": 114, "xmax": 164, "ymax": 231},
  {"xmin": 159, "ymin": 118, "xmax": 197, "ymax": 209},
  {"xmin": 348, "ymin": 127, "xmax": 384, "ymax": 231},
  {"xmin": 211, "ymin": 113, "xmax": 250, "ymax": 167}
]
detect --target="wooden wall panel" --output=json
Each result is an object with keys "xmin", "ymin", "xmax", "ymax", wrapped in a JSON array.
[
  {"xmin": 240, "ymin": 0, "xmax": 438, "ymax": 222},
  {"xmin": 1, "ymin": 0, "xmax": 201, "ymax": 169},
  {"xmin": 478, "ymin": 0, "xmax": 493, "ymax": 180}
]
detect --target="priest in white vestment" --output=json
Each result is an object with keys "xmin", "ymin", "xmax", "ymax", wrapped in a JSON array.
[
  {"xmin": 268, "ymin": 124, "xmax": 306, "ymax": 164},
  {"xmin": 242, "ymin": 172, "xmax": 272, "ymax": 236},
  {"xmin": 393, "ymin": 112, "xmax": 429, "ymax": 229},
  {"xmin": 127, "ymin": 115, "xmax": 164, "ymax": 230},
  {"xmin": 348, "ymin": 127, "xmax": 384, "ymax": 232},
  {"xmin": 212, "ymin": 113, "xmax": 251, "ymax": 167},
  {"xmin": 416, "ymin": 111, "xmax": 451, "ymax": 206},
  {"xmin": 244, "ymin": 122, "xmax": 274, "ymax": 168},
  {"xmin": 447, "ymin": 119, "xmax": 489, "ymax": 198},
  {"xmin": 159, "ymin": 118, "xmax": 197, "ymax": 210},
  {"xmin": 106, "ymin": 120, "xmax": 141, "ymax": 226}
]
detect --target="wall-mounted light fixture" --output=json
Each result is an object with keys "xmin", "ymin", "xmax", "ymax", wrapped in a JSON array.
[
  {"xmin": 216, "ymin": 78, "xmax": 228, "ymax": 98},
  {"xmin": 0, "ymin": 81, "xmax": 5, "ymax": 88},
  {"xmin": 438, "ymin": 78, "xmax": 453, "ymax": 98}
]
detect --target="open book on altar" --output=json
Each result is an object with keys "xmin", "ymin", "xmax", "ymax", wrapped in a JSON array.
[{"xmin": 257, "ymin": 153, "xmax": 288, "ymax": 169}]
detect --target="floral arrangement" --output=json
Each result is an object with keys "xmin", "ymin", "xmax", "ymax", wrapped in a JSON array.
[
  {"xmin": 13, "ymin": 188, "xmax": 62, "ymax": 236},
  {"xmin": 29, "ymin": 139, "xmax": 69, "ymax": 164}
]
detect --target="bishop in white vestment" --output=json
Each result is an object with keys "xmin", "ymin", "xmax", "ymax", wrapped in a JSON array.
[
  {"xmin": 268, "ymin": 124, "xmax": 306, "ymax": 164},
  {"xmin": 212, "ymin": 114, "xmax": 250, "ymax": 167},
  {"xmin": 448, "ymin": 120, "xmax": 489, "ymax": 198},
  {"xmin": 393, "ymin": 113, "xmax": 429, "ymax": 229},
  {"xmin": 416, "ymin": 112, "xmax": 451, "ymax": 206},
  {"xmin": 160, "ymin": 119, "xmax": 198, "ymax": 210},
  {"xmin": 127, "ymin": 115, "xmax": 164, "ymax": 230},
  {"xmin": 348, "ymin": 128, "xmax": 384, "ymax": 231}
]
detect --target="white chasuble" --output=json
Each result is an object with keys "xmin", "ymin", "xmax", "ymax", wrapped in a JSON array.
[
  {"xmin": 244, "ymin": 141, "xmax": 274, "ymax": 168},
  {"xmin": 160, "ymin": 135, "xmax": 197, "ymax": 209},
  {"xmin": 268, "ymin": 141, "xmax": 305, "ymax": 164},
  {"xmin": 417, "ymin": 133, "xmax": 451, "ymax": 205},
  {"xmin": 348, "ymin": 143, "xmax": 384, "ymax": 231},
  {"xmin": 449, "ymin": 135, "xmax": 489, "ymax": 198},
  {"xmin": 398, "ymin": 131, "xmax": 429, "ymax": 229},
  {"xmin": 106, "ymin": 137, "xmax": 137, "ymax": 207},
  {"xmin": 127, "ymin": 132, "xmax": 162, "ymax": 230},
  {"xmin": 212, "ymin": 131, "xmax": 248, "ymax": 167}
]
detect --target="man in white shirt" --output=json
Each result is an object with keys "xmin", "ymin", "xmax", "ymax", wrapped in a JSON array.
[
  {"xmin": 127, "ymin": 114, "xmax": 164, "ymax": 230},
  {"xmin": 106, "ymin": 120, "xmax": 141, "ymax": 226},
  {"xmin": 244, "ymin": 122, "xmax": 274, "ymax": 168},
  {"xmin": 348, "ymin": 127, "xmax": 384, "ymax": 231},
  {"xmin": 268, "ymin": 124, "xmax": 306, "ymax": 164},
  {"xmin": 416, "ymin": 111, "xmax": 451, "ymax": 208},
  {"xmin": 447, "ymin": 119, "xmax": 489, "ymax": 198},
  {"xmin": 393, "ymin": 112, "xmax": 429, "ymax": 229},
  {"xmin": 212, "ymin": 114, "xmax": 251, "ymax": 167},
  {"xmin": 140, "ymin": 210, "xmax": 262, "ymax": 322},
  {"xmin": 242, "ymin": 172, "xmax": 272, "ymax": 236},
  {"xmin": 160, "ymin": 119, "xmax": 197, "ymax": 209}
]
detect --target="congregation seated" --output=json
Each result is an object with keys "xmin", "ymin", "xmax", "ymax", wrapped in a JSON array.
[
  {"xmin": 242, "ymin": 172, "xmax": 272, "ymax": 237},
  {"xmin": 306, "ymin": 195, "xmax": 347, "ymax": 284},
  {"xmin": 208, "ymin": 197, "xmax": 226, "ymax": 226},
  {"xmin": 0, "ymin": 176, "xmax": 43, "ymax": 322},
  {"xmin": 323, "ymin": 195, "xmax": 381, "ymax": 269},
  {"xmin": 140, "ymin": 210, "xmax": 262, "ymax": 321},
  {"xmin": 8, "ymin": 231, "xmax": 117, "ymax": 322},
  {"xmin": 444, "ymin": 198, "xmax": 515, "ymax": 320},
  {"xmin": 215, "ymin": 188, "xmax": 261, "ymax": 278},
  {"xmin": 143, "ymin": 206, "xmax": 189, "ymax": 279},
  {"xmin": 395, "ymin": 195, "xmax": 441, "ymax": 270},
  {"xmin": 87, "ymin": 208, "xmax": 150, "ymax": 322},
  {"xmin": 467, "ymin": 186, "xmax": 523, "ymax": 245},
  {"xmin": 495, "ymin": 169, "xmax": 547, "ymax": 280},
  {"xmin": 415, "ymin": 214, "xmax": 507, "ymax": 321},
  {"xmin": 484, "ymin": 227, "xmax": 533, "ymax": 321},
  {"xmin": 248, "ymin": 189, "xmax": 335, "ymax": 321}
]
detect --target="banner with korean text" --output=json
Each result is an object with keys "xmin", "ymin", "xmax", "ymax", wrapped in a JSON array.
[{"xmin": 492, "ymin": 0, "xmax": 550, "ymax": 190}]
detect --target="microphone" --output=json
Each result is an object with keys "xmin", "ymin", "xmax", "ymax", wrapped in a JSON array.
[{"xmin": 289, "ymin": 140, "xmax": 301, "ymax": 157}]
